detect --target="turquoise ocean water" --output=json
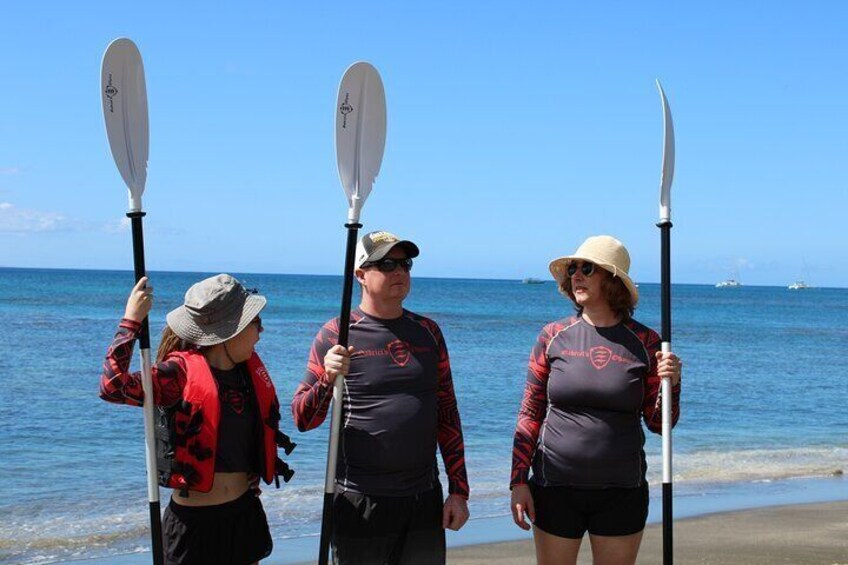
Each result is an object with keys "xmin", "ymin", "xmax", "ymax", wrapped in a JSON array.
[{"xmin": 1, "ymin": 268, "xmax": 846, "ymax": 564}]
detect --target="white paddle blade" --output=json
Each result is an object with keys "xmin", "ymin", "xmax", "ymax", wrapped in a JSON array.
[
  {"xmin": 656, "ymin": 79, "xmax": 675, "ymax": 222},
  {"xmin": 102, "ymin": 38, "xmax": 149, "ymax": 212},
  {"xmin": 335, "ymin": 62, "xmax": 387, "ymax": 223}
]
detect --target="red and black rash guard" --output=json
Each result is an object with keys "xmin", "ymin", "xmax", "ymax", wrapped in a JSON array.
[
  {"xmin": 100, "ymin": 319, "xmax": 190, "ymax": 407},
  {"xmin": 292, "ymin": 308, "xmax": 469, "ymax": 499},
  {"xmin": 99, "ymin": 320, "xmax": 263, "ymax": 471},
  {"xmin": 511, "ymin": 316, "xmax": 680, "ymax": 489}
]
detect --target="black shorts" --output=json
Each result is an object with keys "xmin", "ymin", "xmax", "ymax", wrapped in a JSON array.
[
  {"xmin": 162, "ymin": 490, "xmax": 273, "ymax": 565},
  {"xmin": 332, "ymin": 484, "xmax": 446, "ymax": 565},
  {"xmin": 530, "ymin": 482, "xmax": 648, "ymax": 539}
]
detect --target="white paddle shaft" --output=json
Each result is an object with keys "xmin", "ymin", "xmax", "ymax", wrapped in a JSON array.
[{"xmin": 661, "ymin": 341, "xmax": 673, "ymax": 484}]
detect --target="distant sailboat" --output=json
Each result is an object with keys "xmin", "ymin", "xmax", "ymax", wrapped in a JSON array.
[
  {"xmin": 788, "ymin": 259, "xmax": 812, "ymax": 290},
  {"xmin": 717, "ymin": 265, "xmax": 743, "ymax": 288}
]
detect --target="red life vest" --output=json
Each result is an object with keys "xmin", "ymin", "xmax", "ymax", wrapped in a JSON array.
[{"xmin": 156, "ymin": 350, "xmax": 295, "ymax": 493}]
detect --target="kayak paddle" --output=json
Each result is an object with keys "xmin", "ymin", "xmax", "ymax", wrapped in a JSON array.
[
  {"xmin": 656, "ymin": 78, "xmax": 676, "ymax": 565},
  {"xmin": 101, "ymin": 38, "xmax": 163, "ymax": 565},
  {"xmin": 317, "ymin": 61, "xmax": 387, "ymax": 565}
]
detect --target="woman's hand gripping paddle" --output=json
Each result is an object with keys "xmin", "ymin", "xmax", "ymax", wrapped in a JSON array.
[
  {"xmin": 101, "ymin": 38, "xmax": 163, "ymax": 565},
  {"xmin": 656, "ymin": 78, "xmax": 676, "ymax": 565},
  {"xmin": 317, "ymin": 62, "xmax": 387, "ymax": 565}
]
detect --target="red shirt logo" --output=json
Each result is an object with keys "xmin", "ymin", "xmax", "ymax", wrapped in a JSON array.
[
  {"xmin": 387, "ymin": 339, "xmax": 411, "ymax": 367},
  {"xmin": 589, "ymin": 346, "xmax": 612, "ymax": 370}
]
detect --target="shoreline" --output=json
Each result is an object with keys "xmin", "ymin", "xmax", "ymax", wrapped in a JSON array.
[
  {"xmin": 443, "ymin": 501, "xmax": 848, "ymax": 564},
  {"xmin": 63, "ymin": 475, "xmax": 847, "ymax": 565}
]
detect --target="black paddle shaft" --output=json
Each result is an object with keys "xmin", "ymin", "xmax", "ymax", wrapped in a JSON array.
[
  {"xmin": 318, "ymin": 222, "xmax": 362, "ymax": 565},
  {"xmin": 128, "ymin": 212, "xmax": 151, "ymax": 350},
  {"xmin": 337, "ymin": 223, "xmax": 362, "ymax": 346},
  {"xmin": 657, "ymin": 218, "xmax": 673, "ymax": 565},
  {"xmin": 658, "ymin": 220, "xmax": 672, "ymax": 342},
  {"xmin": 127, "ymin": 211, "xmax": 164, "ymax": 565}
]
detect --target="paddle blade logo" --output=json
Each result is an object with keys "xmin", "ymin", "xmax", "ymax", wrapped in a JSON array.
[
  {"xmin": 104, "ymin": 74, "xmax": 118, "ymax": 113},
  {"xmin": 589, "ymin": 346, "xmax": 612, "ymax": 370},
  {"xmin": 339, "ymin": 93, "xmax": 353, "ymax": 128},
  {"xmin": 387, "ymin": 339, "xmax": 410, "ymax": 367}
]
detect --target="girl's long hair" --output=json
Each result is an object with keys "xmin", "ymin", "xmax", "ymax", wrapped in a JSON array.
[{"xmin": 156, "ymin": 326, "xmax": 195, "ymax": 363}]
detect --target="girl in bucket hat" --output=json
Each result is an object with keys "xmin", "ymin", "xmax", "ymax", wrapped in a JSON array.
[
  {"xmin": 509, "ymin": 236, "xmax": 682, "ymax": 565},
  {"xmin": 99, "ymin": 274, "xmax": 295, "ymax": 565}
]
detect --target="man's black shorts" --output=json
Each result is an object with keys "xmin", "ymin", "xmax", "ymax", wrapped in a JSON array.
[
  {"xmin": 332, "ymin": 484, "xmax": 445, "ymax": 565},
  {"xmin": 530, "ymin": 481, "xmax": 649, "ymax": 539}
]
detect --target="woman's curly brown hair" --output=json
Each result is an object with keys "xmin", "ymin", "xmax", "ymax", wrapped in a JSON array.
[{"xmin": 558, "ymin": 267, "xmax": 634, "ymax": 319}]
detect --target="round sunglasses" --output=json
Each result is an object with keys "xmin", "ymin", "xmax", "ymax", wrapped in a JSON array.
[{"xmin": 567, "ymin": 261, "xmax": 596, "ymax": 278}]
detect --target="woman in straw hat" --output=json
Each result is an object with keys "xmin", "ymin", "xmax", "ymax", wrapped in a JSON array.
[
  {"xmin": 99, "ymin": 274, "xmax": 295, "ymax": 565},
  {"xmin": 509, "ymin": 236, "xmax": 682, "ymax": 565}
]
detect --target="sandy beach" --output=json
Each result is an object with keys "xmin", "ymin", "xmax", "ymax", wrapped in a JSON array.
[
  {"xmin": 443, "ymin": 501, "xmax": 848, "ymax": 565},
  {"xmin": 70, "ymin": 497, "xmax": 848, "ymax": 565}
]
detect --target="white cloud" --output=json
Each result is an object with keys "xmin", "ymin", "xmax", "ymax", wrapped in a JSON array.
[
  {"xmin": 0, "ymin": 202, "xmax": 66, "ymax": 233},
  {"xmin": 103, "ymin": 217, "xmax": 132, "ymax": 233},
  {"xmin": 0, "ymin": 167, "xmax": 21, "ymax": 175}
]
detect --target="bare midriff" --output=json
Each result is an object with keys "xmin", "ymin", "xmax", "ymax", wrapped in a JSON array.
[{"xmin": 171, "ymin": 472, "xmax": 250, "ymax": 507}]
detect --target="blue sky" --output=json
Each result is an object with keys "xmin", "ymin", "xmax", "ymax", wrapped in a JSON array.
[{"xmin": 1, "ymin": 2, "xmax": 846, "ymax": 286}]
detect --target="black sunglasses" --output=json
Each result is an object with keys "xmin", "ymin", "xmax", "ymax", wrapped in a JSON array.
[
  {"xmin": 363, "ymin": 257, "xmax": 414, "ymax": 273},
  {"xmin": 567, "ymin": 261, "xmax": 596, "ymax": 278}
]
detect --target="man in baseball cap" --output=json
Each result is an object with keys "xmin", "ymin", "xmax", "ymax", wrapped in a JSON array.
[{"xmin": 293, "ymin": 231, "xmax": 469, "ymax": 564}]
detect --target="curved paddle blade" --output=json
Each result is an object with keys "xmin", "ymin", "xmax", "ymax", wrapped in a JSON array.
[
  {"xmin": 102, "ymin": 38, "xmax": 149, "ymax": 212},
  {"xmin": 656, "ymin": 79, "xmax": 675, "ymax": 222},
  {"xmin": 335, "ymin": 62, "xmax": 387, "ymax": 223}
]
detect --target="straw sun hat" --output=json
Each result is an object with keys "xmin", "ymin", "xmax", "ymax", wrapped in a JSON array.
[
  {"xmin": 166, "ymin": 274, "xmax": 266, "ymax": 346},
  {"xmin": 549, "ymin": 235, "xmax": 639, "ymax": 305}
]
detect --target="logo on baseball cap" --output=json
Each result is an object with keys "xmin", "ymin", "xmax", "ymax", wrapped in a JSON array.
[{"xmin": 355, "ymin": 231, "xmax": 420, "ymax": 269}]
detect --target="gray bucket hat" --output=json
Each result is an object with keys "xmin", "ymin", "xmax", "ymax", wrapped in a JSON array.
[{"xmin": 166, "ymin": 274, "xmax": 266, "ymax": 346}]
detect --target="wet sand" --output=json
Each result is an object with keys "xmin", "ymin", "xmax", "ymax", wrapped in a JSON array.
[
  {"xmin": 444, "ymin": 501, "xmax": 848, "ymax": 564},
  {"xmin": 80, "ymin": 500, "xmax": 848, "ymax": 564}
]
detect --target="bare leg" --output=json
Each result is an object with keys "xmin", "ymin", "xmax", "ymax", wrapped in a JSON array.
[
  {"xmin": 588, "ymin": 531, "xmax": 643, "ymax": 565},
  {"xmin": 533, "ymin": 526, "xmax": 583, "ymax": 565}
]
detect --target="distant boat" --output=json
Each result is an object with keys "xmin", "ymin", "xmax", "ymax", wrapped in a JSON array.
[
  {"xmin": 789, "ymin": 260, "xmax": 812, "ymax": 290},
  {"xmin": 522, "ymin": 277, "xmax": 545, "ymax": 285},
  {"xmin": 716, "ymin": 279, "xmax": 742, "ymax": 288}
]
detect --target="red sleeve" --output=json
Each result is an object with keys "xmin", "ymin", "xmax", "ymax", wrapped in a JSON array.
[
  {"xmin": 425, "ymin": 320, "xmax": 469, "ymax": 499},
  {"xmin": 639, "ymin": 328, "xmax": 681, "ymax": 434},
  {"xmin": 290, "ymin": 319, "xmax": 338, "ymax": 432},
  {"xmin": 99, "ymin": 319, "xmax": 187, "ymax": 407},
  {"xmin": 510, "ymin": 323, "xmax": 559, "ymax": 488}
]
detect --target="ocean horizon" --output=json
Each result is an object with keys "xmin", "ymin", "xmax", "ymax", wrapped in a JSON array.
[
  {"xmin": 0, "ymin": 266, "xmax": 842, "ymax": 290},
  {"xmin": 1, "ymin": 267, "xmax": 845, "ymax": 564}
]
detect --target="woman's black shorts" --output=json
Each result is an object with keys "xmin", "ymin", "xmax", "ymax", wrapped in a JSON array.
[
  {"xmin": 162, "ymin": 490, "xmax": 273, "ymax": 565},
  {"xmin": 530, "ymin": 482, "xmax": 649, "ymax": 539}
]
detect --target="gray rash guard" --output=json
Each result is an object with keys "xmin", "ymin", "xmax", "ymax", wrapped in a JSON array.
[
  {"xmin": 292, "ymin": 308, "xmax": 469, "ymax": 498},
  {"xmin": 511, "ymin": 316, "xmax": 680, "ymax": 489}
]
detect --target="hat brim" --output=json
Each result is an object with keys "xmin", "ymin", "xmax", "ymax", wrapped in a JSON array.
[
  {"xmin": 549, "ymin": 255, "xmax": 639, "ymax": 306},
  {"xmin": 166, "ymin": 294, "xmax": 267, "ymax": 346},
  {"xmin": 361, "ymin": 240, "xmax": 420, "ymax": 266}
]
